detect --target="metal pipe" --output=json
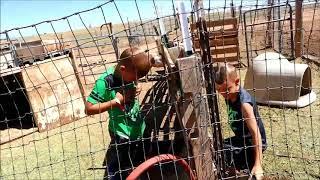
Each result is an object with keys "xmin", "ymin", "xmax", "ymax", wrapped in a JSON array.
[{"xmin": 246, "ymin": 18, "xmax": 291, "ymax": 27}]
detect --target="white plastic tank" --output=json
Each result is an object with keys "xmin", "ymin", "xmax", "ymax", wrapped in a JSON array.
[{"xmin": 244, "ymin": 52, "xmax": 317, "ymax": 108}]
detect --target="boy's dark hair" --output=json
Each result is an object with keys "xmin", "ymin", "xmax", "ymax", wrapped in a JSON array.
[
  {"xmin": 119, "ymin": 47, "xmax": 151, "ymax": 78},
  {"xmin": 213, "ymin": 62, "xmax": 237, "ymax": 85}
]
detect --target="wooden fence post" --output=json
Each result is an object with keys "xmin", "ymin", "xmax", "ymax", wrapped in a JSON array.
[
  {"xmin": 267, "ymin": 0, "xmax": 274, "ymax": 48},
  {"xmin": 69, "ymin": 49, "xmax": 86, "ymax": 103},
  {"xmin": 295, "ymin": 0, "xmax": 303, "ymax": 57},
  {"xmin": 176, "ymin": 55, "xmax": 216, "ymax": 180}
]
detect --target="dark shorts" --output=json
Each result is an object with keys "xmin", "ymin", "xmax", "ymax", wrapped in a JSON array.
[
  {"xmin": 104, "ymin": 133, "xmax": 150, "ymax": 180},
  {"xmin": 223, "ymin": 136, "xmax": 267, "ymax": 171}
]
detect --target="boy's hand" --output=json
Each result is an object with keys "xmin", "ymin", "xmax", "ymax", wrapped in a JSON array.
[
  {"xmin": 135, "ymin": 84, "xmax": 142, "ymax": 96},
  {"xmin": 250, "ymin": 165, "xmax": 264, "ymax": 180},
  {"xmin": 115, "ymin": 89, "xmax": 136, "ymax": 105},
  {"xmin": 115, "ymin": 92, "xmax": 124, "ymax": 104},
  {"xmin": 114, "ymin": 92, "xmax": 125, "ymax": 111}
]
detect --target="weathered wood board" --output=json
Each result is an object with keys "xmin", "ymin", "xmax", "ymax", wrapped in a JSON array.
[
  {"xmin": 176, "ymin": 55, "xmax": 216, "ymax": 179},
  {"xmin": 21, "ymin": 56, "xmax": 86, "ymax": 132}
]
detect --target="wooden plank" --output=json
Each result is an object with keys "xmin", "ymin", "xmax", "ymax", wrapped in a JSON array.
[
  {"xmin": 189, "ymin": 88, "xmax": 216, "ymax": 180},
  {"xmin": 195, "ymin": 46, "xmax": 238, "ymax": 55},
  {"xmin": 178, "ymin": 94, "xmax": 198, "ymax": 137},
  {"xmin": 212, "ymin": 55, "xmax": 239, "ymax": 63},
  {"xmin": 155, "ymin": 37, "xmax": 175, "ymax": 69},
  {"xmin": 191, "ymin": 18, "xmax": 237, "ymax": 31},
  {"xmin": 174, "ymin": 54, "xmax": 216, "ymax": 179},
  {"xmin": 211, "ymin": 46, "xmax": 239, "ymax": 54},
  {"xmin": 193, "ymin": 40, "xmax": 200, "ymax": 49},
  {"xmin": 190, "ymin": 138, "xmax": 215, "ymax": 180},
  {"xmin": 210, "ymin": 37, "xmax": 238, "ymax": 46},
  {"xmin": 295, "ymin": 0, "xmax": 303, "ymax": 57},
  {"xmin": 267, "ymin": 0, "xmax": 274, "ymax": 48},
  {"xmin": 206, "ymin": 18, "xmax": 237, "ymax": 28},
  {"xmin": 70, "ymin": 49, "xmax": 86, "ymax": 103},
  {"xmin": 178, "ymin": 91, "xmax": 216, "ymax": 180},
  {"xmin": 208, "ymin": 30, "xmax": 238, "ymax": 38},
  {"xmin": 193, "ymin": 30, "xmax": 238, "ymax": 40},
  {"xmin": 177, "ymin": 55, "xmax": 201, "ymax": 93},
  {"xmin": 211, "ymin": 52, "xmax": 238, "ymax": 58},
  {"xmin": 190, "ymin": 23, "xmax": 197, "ymax": 32},
  {"xmin": 21, "ymin": 56, "xmax": 86, "ymax": 132},
  {"xmin": 194, "ymin": 37, "xmax": 238, "ymax": 49},
  {"xmin": 191, "ymin": 27, "xmax": 237, "ymax": 36},
  {"xmin": 15, "ymin": 46, "xmax": 46, "ymax": 61}
]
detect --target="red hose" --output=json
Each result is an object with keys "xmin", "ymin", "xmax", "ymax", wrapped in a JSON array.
[{"xmin": 127, "ymin": 154, "xmax": 196, "ymax": 180}]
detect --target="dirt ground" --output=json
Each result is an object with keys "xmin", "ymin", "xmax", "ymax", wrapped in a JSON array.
[{"xmin": 1, "ymin": 4, "xmax": 320, "ymax": 180}]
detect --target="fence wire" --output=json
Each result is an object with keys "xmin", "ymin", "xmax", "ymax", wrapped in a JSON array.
[{"xmin": 0, "ymin": 0, "xmax": 319, "ymax": 179}]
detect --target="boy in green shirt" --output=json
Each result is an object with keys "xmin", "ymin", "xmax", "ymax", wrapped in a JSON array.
[{"xmin": 85, "ymin": 47, "xmax": 152, "ymax": 179}]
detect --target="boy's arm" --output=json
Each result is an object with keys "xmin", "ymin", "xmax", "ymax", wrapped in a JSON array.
[
  {"xmin": 241, "ymin": 103, "xmax": 264, "ymax": 179},
  {"xmin": 85, "ymin": 95, "xmax": 122, "ymax": 115},
  {"xmin": 85, "ymin": 79, "xmax": 124, "ymax": 115}
]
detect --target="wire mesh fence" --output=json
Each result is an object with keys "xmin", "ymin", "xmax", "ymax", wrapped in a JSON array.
[{"xmin": 0, "ymin": 0, "xmax": 319, "ymax": 179}]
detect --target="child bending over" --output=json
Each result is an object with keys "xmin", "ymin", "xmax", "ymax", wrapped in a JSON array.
[
  {"xmin": 213, "ymin": 62, "xmax": 267, "ymax": 179},
  {"xmin": 85, "ymin": 47, "xmax": 152, "ymax": 180}
]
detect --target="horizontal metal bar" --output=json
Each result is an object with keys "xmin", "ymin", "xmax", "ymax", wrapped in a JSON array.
[
  {"xmin": 76, "ymin": 51, "xmax": 116, "ymax": 58},
  {"xmin": 244, "ymin": 3, "xmax": 292, "ymax": 14},
  {"xmin": 247, "ymin": 18, "xmax": 291, "ymax": 27}
]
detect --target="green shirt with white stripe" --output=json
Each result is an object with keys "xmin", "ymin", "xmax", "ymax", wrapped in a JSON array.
[{"xmin": 87, "ymin": 66, "xmax": 145, "ymax": 140}]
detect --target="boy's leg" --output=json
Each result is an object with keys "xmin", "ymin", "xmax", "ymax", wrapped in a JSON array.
[
  {"xmin": 105, "ymin": 134, "xmax": 131, "ymax": 180},
  {"xmin": 111, "ymin": 138, "xmax": 150, "ymax": 179},
  {"xmin": 129, "ymin": 138, "xmax": 151, "ymax": 165},
  {"xmin": 224, "ymin": 137, "xmax": 268, "ymax": 178},
  {"xmin": 105, "ymin": 134, "xmax": 119, "ymax": 180},
  {"xmin": 105, "ymin": 133, "xmax": 152, "ymax": 179},
  {"xmin": 223, "ymin": 136, "xmax": 252, "ymax": 171},
  {"xmin": 224, "ymin": 136, "xmax": 241, "ymax": 169}
]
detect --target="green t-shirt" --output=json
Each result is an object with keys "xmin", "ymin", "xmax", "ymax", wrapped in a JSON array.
[{"xmin": 87, "ymin": 66, "xmax": 145, "ymax": 140}]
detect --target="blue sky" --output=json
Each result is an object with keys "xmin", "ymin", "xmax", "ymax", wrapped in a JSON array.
[
  {"xmin": 1, "ymin": 0, "xmax": 292, "ymax": 38},
  {"xmin": 0, "ymin": 0, "xmax": 188, "ymax": 38}
]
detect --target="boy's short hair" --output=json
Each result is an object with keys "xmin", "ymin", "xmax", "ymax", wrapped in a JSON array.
[
  {"xmin": 213, "ymin": 62, "xmax": 238, "ymax": 85},
  {"xmin": 119, "ymin": 47, "xmax": 151, "ymax": 78}
]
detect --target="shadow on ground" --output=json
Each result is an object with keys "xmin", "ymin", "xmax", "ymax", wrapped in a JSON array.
[
  {"xmin": 0, "ymin": 74, "xmax": 36, "ymax": 130},
  {"xmin": 101, "ymin": 79, "xmax": 190, "ymax": 179}
]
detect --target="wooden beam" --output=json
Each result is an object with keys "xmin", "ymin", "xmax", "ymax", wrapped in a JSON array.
[
  {"xmin": 211, "ymin": 37, "xmax": 238, "ymax": 46},
  {"xmin": 267, "ymin": 0, "xmax": 274, "ymax": 48},
  {"xmin": 206, "ymin": 18, "xmax": 237, "ymax": 28},
  {"xmin": 194, "ymin": 37, "xmax": 238, "ymax": 48},
  {"xmin": 211, "ymin": 46, "xmax": 239, "ymax": 54},
  {"xmin": 70, "ymin": 49, "xmax": 86, "ymax": 103},
  {"xmin": 190, "ymin": 18, "xmax": 238, "ymax": 32},
  {"xmin": 208, "ymin": 31, "xmax": 238, "ymax": 38},
  {"xmin": 295, "ymin": 0, "xmax": 303, "ymax": 57},
  {"xmin": 174, "ymin": 55, "xmax": 216, "ymax": 179},
  {"xmin": 195, "ymin": 46, "xmax": 238, "ymax": 54},
  {"xmin": 212, "ymin": 55, "xmax": 239, "ymax": 63},
  {"xmin": 177, "ymin": 55, "xmax": 200, "ymax": 93},
  {"xmin": 189, "ymin": 91, "xmax": 215, "ymax": 180}
]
